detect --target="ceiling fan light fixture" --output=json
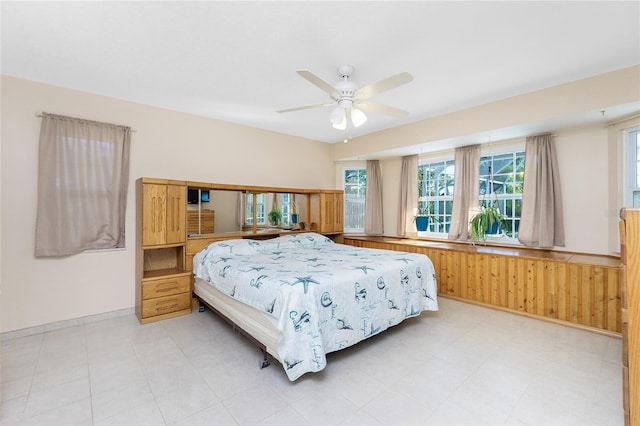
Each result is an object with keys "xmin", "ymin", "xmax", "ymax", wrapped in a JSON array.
[
  {"xmin": 329, "ymin": 106, "xmax": 344, "ymax": 125},
  {"xmin": 351, "ymin": 107, "xmax": 367, "ymax": 127},
  {"xmin": 332, "ymin": 115, "xmax": 347, "ymax": 130}
]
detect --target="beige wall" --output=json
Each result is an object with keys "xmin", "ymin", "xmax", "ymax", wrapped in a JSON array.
[
  {"xmin": 340, "ymin": 129, "xmax": 624, "ymax": 256},
  {"xmin": 378, "ymin": 126, "xmax": 640, "ymax": 256},
  {"xmin": 0, "ymin": 76, "xmax": 335, "ymax": 333}
]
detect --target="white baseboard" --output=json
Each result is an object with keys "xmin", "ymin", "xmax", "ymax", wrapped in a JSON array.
[{"xmin": 1, "ymin": 307, "xmax": 135, "ymax": 341}]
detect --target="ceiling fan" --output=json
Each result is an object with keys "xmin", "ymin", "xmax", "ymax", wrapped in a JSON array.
[{"xmin": 277, "ymin": 65, "xmax": 413, "ymax": 132}]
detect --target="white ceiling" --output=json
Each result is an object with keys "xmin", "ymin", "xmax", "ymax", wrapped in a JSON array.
[{"xmin": 2, "ymin": 1, "xmax": 639, "ymax": 145}]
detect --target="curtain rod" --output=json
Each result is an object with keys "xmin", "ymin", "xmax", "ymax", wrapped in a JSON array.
[{"xmin": 35, "ymin": 112, "xmax": 137, "ymax": 132}]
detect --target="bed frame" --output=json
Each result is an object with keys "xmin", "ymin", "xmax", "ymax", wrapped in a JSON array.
[{"xmin": 193, "ymin": 278, "xmax": 281, "ymax": 369}]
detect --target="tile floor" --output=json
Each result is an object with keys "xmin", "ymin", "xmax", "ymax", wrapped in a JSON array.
[{"xmin": 0, "ymin": 298, "xmax": 623, "ymax": 425}]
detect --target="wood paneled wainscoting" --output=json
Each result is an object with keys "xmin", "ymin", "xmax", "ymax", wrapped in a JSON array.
[{"xmin": 343, "ymin": 236, "xmax": 623, "ymax": 335}]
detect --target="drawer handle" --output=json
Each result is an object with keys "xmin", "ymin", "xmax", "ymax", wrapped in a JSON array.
[
  {"xmin": 157, "ymin": 282, "xmax": 180, "ymax": 293},
  {"xmin": 157, "ymin": 301, "xmax": 179, "ymax": 312}
]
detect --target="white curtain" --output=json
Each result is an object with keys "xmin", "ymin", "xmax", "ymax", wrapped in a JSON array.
[
  {"xmin": 236, "ymin": 192, "xmax": 246, "ymax": 226},
  {"xmin": 448, "ymin": 144, "xmax": 480, "ymax": 241},
  {"xmin": 518, "ymin": 134, "xmax": 565, "ymax": 247},
  {"xmin": 35, "ymin": 113, "xmax": 131, "ymax": 256},
  {"xmin": 397, "ymin": 155, "xmax": 418, "ymax": 236},
  {"xmin": 365, "ymin": 160, "xmax": 384, "ymax": 235}
]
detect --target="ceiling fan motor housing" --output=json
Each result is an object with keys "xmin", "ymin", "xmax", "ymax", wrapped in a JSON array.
[
  {"xmin": 335, "ymin": 65, "xmax": 357, "ymax": 101},
  {"xmin": 337, "ymin": 64, "xmax": 354, "ymax": 79}
]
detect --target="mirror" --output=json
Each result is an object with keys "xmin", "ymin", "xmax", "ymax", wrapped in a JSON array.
[
  {"xmin": 187, "ymin": 189, "xmax": 244, "ymax": 235},
  {"xmin": 246, "ymin": 192, "xmax": 309, "ymax": 232},
  {"xmin": 187, "ymin": 185, "xmax": 311, "ymax": 236}
]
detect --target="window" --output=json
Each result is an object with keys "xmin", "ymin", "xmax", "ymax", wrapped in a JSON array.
[
  {"xmin": 281, "ymin": 193, "xmax": 291, "ymax": 226},
  {"xmin": 417, "ymin": 147, "xmax": 524, "ymax": 239},
  {"xmin": 246, "ymin": 193, "xmax": 265, "ymax": 225},
  {"xmin": 626, "ymin": 127, "xmax": 640, "ymax": 207},
  {"xmin": 418, "ymin": 160, "xmax": 455, "ymax": 233},
  {"xmin": 343, "ymin": 168, "xmax": 366, "ymax": 232},
  {"xmin": 479, "ymin": 151, "xmax": 525, "ymax": 238},
  {"xmin": 35, "ymin": 113, "xmax": 131, "ymax": 256},
  {"xmin": 245, "ymin": 193, "xmax": 292, "ymax": 226}
]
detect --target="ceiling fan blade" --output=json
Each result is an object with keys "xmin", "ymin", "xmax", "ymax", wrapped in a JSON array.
[
  {"xmin": 276, "ymin": 103, "xmax": 332, "ymax": 113},
  {"xmin": 354, "ymin": 72, "xmax": 413, "ymax": 100},
  {"xmin": 356, "ymin": 101, "xmax": 410, "ymax": 118},
  {"xmin": 297, "ymin": 70, "xmax": 341, "ymax": 101}
]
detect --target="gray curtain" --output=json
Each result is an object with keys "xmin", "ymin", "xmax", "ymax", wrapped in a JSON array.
[
  {"xmin": 35, "ymin": 113, "xmax": 131, "ymax": 256},
  {"xmin": 518, "ymin": 134, "xmax": 565, "ymax": 247},
  {"xmin": 397, "ymin": 155, "xmax": 418, "ymax": 236},
  {"xmin": 365, "ymin": 160, "xmax": 384, "ymax": 235},
  {"xmin": 448, "ymin": 144, "xmax": 480, "ymax": 241}
]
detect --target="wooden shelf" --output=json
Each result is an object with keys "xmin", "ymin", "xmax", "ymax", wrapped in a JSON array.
[{"xmin": 143, "ymin": 267, "xmax": 188, "ymax": 280}]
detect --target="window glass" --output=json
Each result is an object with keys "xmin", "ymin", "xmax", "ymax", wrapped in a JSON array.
[
  {"xmin": 630, "ymin": 128, "xmax": 640, "ymax": 207},
  {"xmin": 479, "ymin": 151, "xmax": 524, "ymax": 238},
  {"xmin": 343, "ymin": 168, "xmax": 366, "ymax": 232},
  {"xmin": 418, "ymin": 148, "xmax": 524, "ymax": 239},
  {"xmin": 418, "ymin": 160, "xmax": 454, "ymax": 233},
  {"xmin": 281, "ymin": 193, "xmax": 291, "ymax": 226},
  {"xmin": 246, "ymin": 193, "xmax": 265, "ymax": 225},
  {"xmin": 246, "ymin": 193, "xmax": 293, "ymax": 226}
]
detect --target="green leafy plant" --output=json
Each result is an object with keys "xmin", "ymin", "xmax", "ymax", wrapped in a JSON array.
[
  {"xmin": 469, "ymin": 201, "xmax": 507, "ymax": 243},
  {"xmin": 412, "ymin": 205, "xmax": 440, "ymax": 223},
  {"xmin": 268, "ymin": 205, "xmax": 283, "ymax": 226}
]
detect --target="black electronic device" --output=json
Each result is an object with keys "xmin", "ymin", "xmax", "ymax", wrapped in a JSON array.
[{"xmin": 188, "ymin": 189, "xmax": 210, "ymax": 204}]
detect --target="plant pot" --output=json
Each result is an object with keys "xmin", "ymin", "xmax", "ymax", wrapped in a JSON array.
[
  {"xmin": 486, "ymin": 221, "xmax": 499, "ymax": 235},
  {"xmin": 415, "ymin": 216, "xmax": 429, "ymax": 232}
]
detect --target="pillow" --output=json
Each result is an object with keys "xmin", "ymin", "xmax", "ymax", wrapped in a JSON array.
[
  {"xmin": 261, "ymin": 232, "xmax": 333, "ymax": 251},
  {"xmin": 203, "ymin": 238, "xmax": 262, "ymax": 256}
]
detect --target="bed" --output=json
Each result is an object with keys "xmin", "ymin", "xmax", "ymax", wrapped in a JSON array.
[{"xmin": 192, "ymin": 232, "xmax": 438, "ymax": 381}]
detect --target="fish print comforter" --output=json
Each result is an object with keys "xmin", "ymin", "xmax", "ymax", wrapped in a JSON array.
[{"xmin": 193, "ymin": 232, "xmax": 438, "ymax": 381}]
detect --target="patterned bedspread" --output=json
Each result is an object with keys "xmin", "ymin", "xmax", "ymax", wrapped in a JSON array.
[{"xmin": 193, "ymin": 233, "xmax": 438, "ymax": 381}]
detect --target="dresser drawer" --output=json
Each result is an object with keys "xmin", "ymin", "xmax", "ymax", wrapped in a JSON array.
[
  {"xmin": 142, "ymin": 275, "xmax": 190, "ymax": 299},
  {"xmin": 142, "ymin": 293, "xmax": 191, "ymax": 318}
]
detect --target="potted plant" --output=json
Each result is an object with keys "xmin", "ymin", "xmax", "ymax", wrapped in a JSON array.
[
  {"xmin": 268, "ymin": 205, "xmax": 283, "ymax": 227},
  {"xmin": 291, "ymin": 202, "xmax": 299, "ymax": 225},
  {"xmin": 412, "ymin": 205, "xmax": 439, "ymax": 232},
  {"xmin": 469, "ymin": 201, "xmax": 507, "ymax": 242}
]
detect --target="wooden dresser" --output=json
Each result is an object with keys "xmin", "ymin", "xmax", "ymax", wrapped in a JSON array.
[
  {"xmin": 136, "ymin": 178, "xmax": 192, "ymax": 324},
  {"xmin": 620, "ymin": 208, "xmax": 639, "ymax": 426}
]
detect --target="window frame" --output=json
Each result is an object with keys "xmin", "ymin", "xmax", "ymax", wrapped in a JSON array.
[
  {"xmin": 417, "ymin": 141, "xmax": 525, "ymax": 243},
  {"xmin": 625, "ymin": 127, "xmax": 640, "ymax": 207},
  {"xmin": 478, "ymin": 149, "xmax": 525, "ymax": 241},
  {"xmin": 342, "ymin": 166, "xmax": 367, "ymax": 233},
  {"xmin": 245, "ymin": 193, "xmax": 293, "ymax": 227},
  {"xmin": 35, "ymin": 114, "xmax": 130, "ymax": 256},
  {"xmin": 417, "ymin": 156, "xmax": 455, "ymax": 237}
]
